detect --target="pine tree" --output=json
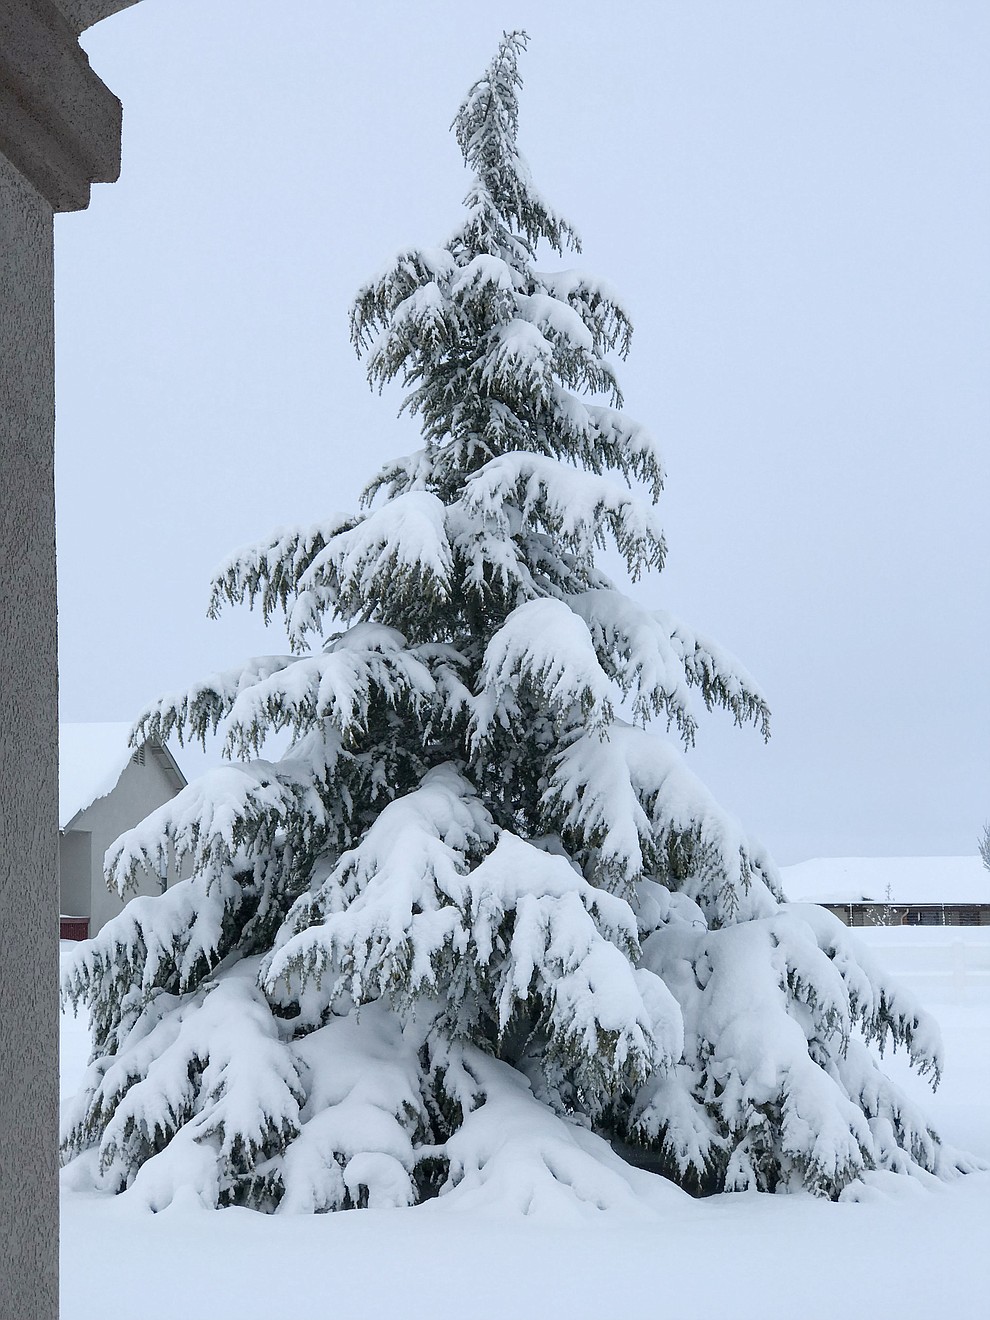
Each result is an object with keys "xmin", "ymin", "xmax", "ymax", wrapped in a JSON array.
[{"xmin": 62, "ymin": 33, "xmax": 960, "ymax": 1213}]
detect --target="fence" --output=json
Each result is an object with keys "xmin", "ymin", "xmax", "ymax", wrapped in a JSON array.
[{"xmin": 855, "ymin": 926, "xmax": 990, "ymax": 998}]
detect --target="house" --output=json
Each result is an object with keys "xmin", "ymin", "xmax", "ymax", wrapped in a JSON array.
[
  {"xmin": 780, "ymin": 856, "xmax": 990, "ymax": 927},
  {"xmin": 59, "ymin": 722, "xmax": 186, "ymax": 940}
]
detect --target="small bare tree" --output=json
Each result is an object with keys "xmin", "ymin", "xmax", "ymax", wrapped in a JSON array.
[
  {"xmin": 980, "ymin": 823, "xmax": 990, "ymax": 872},
  {"xmin": 868, "ymin": 882, "xmax": 898, "ymax": 927}
]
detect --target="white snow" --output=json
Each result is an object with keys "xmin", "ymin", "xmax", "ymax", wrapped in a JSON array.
[
  {"xmin": 58, "ymin": 722, "xmax": 135, "ymax": 828},
  {"xmin": 461, "ymin": 451, "xmax": 665, "ymax": 577},
  {"xmin": 474, "ymin": 597, "xmax": 615, "ymax": 739},
  {"xmin": 782, "ymin": 856, "xmax": 988, "ymax": 906},
  {"xmin": 59, "ymin": 923, "xmax": 990, "ymax": 1319},
  {"xmin": 299, "ymin": 491, "xmax": 453, "ymax": 618}
]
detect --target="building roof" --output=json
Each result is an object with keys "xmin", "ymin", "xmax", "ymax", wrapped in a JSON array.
[
  {"xmin": 59, "ymin": 722, "xmax": 184, "ymax": 829},
  {"xmin": 780, "ymin": 856, "xmax": 988, "ymax": 907}
]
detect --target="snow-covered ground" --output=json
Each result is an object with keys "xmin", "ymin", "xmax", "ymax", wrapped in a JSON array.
[{"xmin": 60, "ymin": 927, "xmax": 990, "ymax": 1320}]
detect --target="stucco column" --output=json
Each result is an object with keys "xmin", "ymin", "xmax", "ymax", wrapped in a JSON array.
[
  {"xmin": 0, "ymin": 2, "xmax": 128, "ymax": 1316},
  {"xmin": 0, "ymin": 150, "xmax": 59, "ymax": 1319}
]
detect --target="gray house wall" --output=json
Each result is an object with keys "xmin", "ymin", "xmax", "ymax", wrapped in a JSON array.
[
  {"xmin": 823, "ymin": 901, "xmax": 990, "ymax": 928},
  {"xmin": 58, "ymin": 827, "xmax": 92, "ymax": 916},
  {"xmin": 63, "ymin": 748, "xmax": 184, "ymax": 933}
]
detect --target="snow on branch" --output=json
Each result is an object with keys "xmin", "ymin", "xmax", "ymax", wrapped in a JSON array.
[
  {"xmin": 446, "ymin": 834, "xmax": 683, "ymax": 1101},
  {"xmin": 787, "ymin": 902, "xmax": 943, "ymax": 1080},
  {"xmin": 636, "ymin": 910, "xmax": 947, "ymax": 1196},
  {"xmin": 658, "ymin": 609, "xmax": 771, "ymax": 741},
  {"xmin": 263, "ymin": 764, "xmax": 497, "ymax": 1006},
  {"xmin": 433, "ymin": 1046, "xmax": 688, "ymax": 1218},
  {"xmin": 581, "ymin": 403, "xmax": 665, "ymax": 499},
  {"xmin": 223, "ymin": 626, "xmax": 436, "ymax": 755},
  {"xmin": 351, "ymin": 246, "xmax": 458, "ymax": 365},
  {"xmin": 444, "ymin": 502, "xmax": 544, "ymax": 605},
  {"xmin": 265, "ymin": 769, "xmax": 680, "ymax": 1104},
  {"xmin": 449, "ymin": 252, "xmax": 520, "ymax": 305},
  {"xmin": 360, "ymin": 447, "xmax": 435, "ymax": 507},
  {"xmin": 295, "ymin": 492, "xmax": 454, "ymax": 637},
  {"xmin": 107, "ymin": 765, "xmax": 279, "ymax": 889},
  {"xmin": 452, "ymin": 31, "xmax": 578, "ymax": 256},
  {"xmin": 472, "ymin": 598, "xmax": 615, "ymax": 742},
  {"xmin": 540, "ymin": 269, "xmax": 633, "ymax": 360},
  {"xmin": 568, "ymin": 590, "xmax": 697, "ymax": 738},
  {"xmin": 545, "ymin": 721, "xmax": 781, "ymax": 916},
  {"xmin": 61, "ymin": 869, "xmax": 246, "ymax": 1055},
  {"xmin": 134, "ymin": 627, "xmax": 438, "ymax": 759},
  {"xmin": 104, "ymin": 757, "xmax": 330, "ymax": 901},
  {"xmin": 279, "ymin": 1002, "xmax": 430, "ymax": 1212},
  {"xmin": 462, "ymin": 452, "xmax": 666, "ymax": 580},
  {"xmin": 208, "ymin": 517, "xmax": 353, "ymax": 635},
  {"xmin": 133, "ymin": 656, "xmax": 299, "ymax": 751},
  {"xmin": 63, "ymin": 973, "xmax": 305, "ymax": 1209},
  {"xmin": 476, "ymin": 315, "xmax": 622, "ymax": 415}
]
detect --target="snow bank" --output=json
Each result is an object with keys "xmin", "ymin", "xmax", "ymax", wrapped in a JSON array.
[
  {"xmin": 60, "ymin": 931, "xmax": 990, "ymax": 1319},
  {"xmin": 60, "ymin": 1174, "xmax": 990, "ymax": 1320}
]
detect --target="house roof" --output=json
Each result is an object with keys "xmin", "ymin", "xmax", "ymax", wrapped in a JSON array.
[
  {"xmin": 59, "ymin": 722, "xmax": 185, "ymax": 829},
  {"xmin": 780, "ymin": 856, "xmax": 988, "ymax": 907}
]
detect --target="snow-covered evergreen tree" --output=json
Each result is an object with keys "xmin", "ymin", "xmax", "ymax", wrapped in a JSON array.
[{"xmin": 62, "ymin": 33, "xmax": 961, "ymax": 1213}]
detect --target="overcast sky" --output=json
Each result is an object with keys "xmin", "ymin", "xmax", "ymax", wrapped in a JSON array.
[{"xmin": 55, "ymin": 0, "xmax": 990, "ymax": 865}]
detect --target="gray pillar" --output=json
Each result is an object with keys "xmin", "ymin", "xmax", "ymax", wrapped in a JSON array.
[
  {"xmin": 0, "ymin": 3, "xmax": 125, "ymax": 1315},
  {"xmin": 0, "ymin": 144, "xmax": 59, "ymax": 1320}
]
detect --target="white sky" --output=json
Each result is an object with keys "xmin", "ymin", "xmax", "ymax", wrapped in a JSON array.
[{"xmin": 55, "ymin": 0, "xmax": 990, "ymax": 865}]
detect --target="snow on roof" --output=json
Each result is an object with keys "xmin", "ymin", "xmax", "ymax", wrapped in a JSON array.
[
  {"xmin": 780, "ymin": 856, "xmax": 988, "ymax": 906},
  {"xmin": 59, "ymin": 722, "xmax": 137, "ymax": 829}
]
